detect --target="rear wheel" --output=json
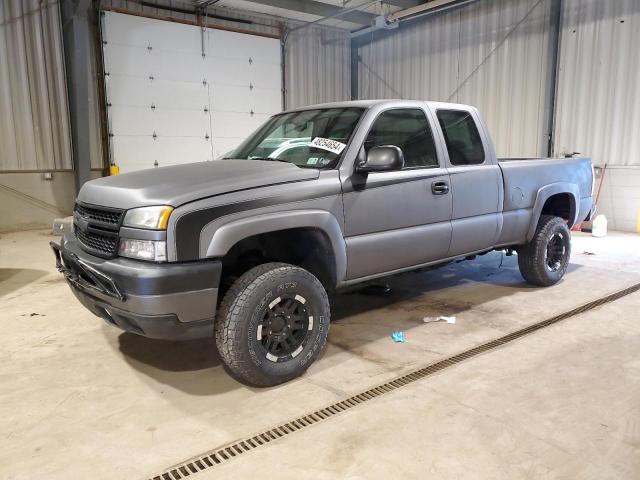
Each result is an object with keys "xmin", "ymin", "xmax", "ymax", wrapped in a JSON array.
[
  {"xmin": 517, "ymin": 215, "xmax": 571, "ymax": 286},
  {"xmin": 215, "ymin": 263, "xmax": 330, "ymax": 387}
]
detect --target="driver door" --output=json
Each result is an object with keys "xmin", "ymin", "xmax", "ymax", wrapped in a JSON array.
[{"xmin": 342, "ymin": 107, "xmax": 453, "ymax": 280}]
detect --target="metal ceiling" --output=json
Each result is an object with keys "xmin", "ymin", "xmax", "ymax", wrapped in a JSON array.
[
  {"xmin": 130, "ymin": 0, "xmax": 486, "ymax": 35},
  {"xmin": 184, "ymin": 0, "xmax": 425, "ymax": 30}
]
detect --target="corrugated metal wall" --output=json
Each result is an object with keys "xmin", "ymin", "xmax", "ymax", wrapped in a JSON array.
[
  {"xmin": 554, "ymin": 0, "xmax": 640, "ymax": 232},
  {"xmin": 554, "ymin": 0, "xmax": 640, "ymax": 167},
  {"xmin": 0, "ymin": 0, "xmax": 72, "ymax": 171},
  {"xmin": 356, "ymin": 0, "xmax": 639, "ymax": 231},
  {"xmin": 357, "ymin": 0, "xmax": 553, "ymax": 158},
  {"xmin": 284, "ymin": 27, "xmax": 351, "ymax": 109}
]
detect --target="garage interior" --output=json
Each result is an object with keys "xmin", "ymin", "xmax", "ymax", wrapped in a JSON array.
[{"xmin": 1, "ymin": 0, "xmax": 640, "ymax": 478}]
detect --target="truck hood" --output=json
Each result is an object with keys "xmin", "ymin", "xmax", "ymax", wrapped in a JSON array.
[{"xmin": 77, "ymin": 160, "xmax": 320, "ymax": 209}]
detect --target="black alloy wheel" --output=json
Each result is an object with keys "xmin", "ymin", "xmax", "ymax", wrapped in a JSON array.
[
  {"xmin": 545, "ymin": 231, "xmax": 567, "ymax": 272},
  {"xmin": 518, "ymin": 215, "xmax": 572, "ymax": 287},
  {"xmin": 259, "ymin": 295, "xmax": 312, "ymax": 362},
  {"xmin": 215, "ymin": 263, "xmax": 330, "ymax": 387}
]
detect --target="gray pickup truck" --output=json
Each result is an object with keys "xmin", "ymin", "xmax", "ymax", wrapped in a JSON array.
[{"xmin": 51, "ymin": 100, "xmax": 594, "ymax": 386}]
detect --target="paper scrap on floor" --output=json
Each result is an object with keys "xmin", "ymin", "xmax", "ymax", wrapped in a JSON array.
[{"xmin": 423, "ymin": 316, "xmax": 457, "ymax": 324}]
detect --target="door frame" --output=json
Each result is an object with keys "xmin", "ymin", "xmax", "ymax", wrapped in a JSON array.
[{"xmin": 338, "ymin": 100, "xmax": 454, "ymax": 280}]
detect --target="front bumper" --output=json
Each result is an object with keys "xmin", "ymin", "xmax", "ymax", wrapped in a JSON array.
[{"xmin": 51, "ymin": 235, "xmax": 221, "ymax": 340}]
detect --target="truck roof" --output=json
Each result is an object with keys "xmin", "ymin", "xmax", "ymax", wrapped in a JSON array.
[{"xmin": 284, "ymin": 99, "xmax": 472, "ymax": 113}]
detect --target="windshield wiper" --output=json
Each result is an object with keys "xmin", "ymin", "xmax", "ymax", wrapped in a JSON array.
[
  {"xmin": 226, "ymin": 156, "xmax": 310, "ymax": 168},
  {"xmin": 248, "ymin": 157, "xmax": 293, "ymax": 164}
]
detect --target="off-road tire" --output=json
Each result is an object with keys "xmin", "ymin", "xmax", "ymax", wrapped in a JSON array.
[
  {"xmin": 518, "ymin": 215, "xmax": 571, "ymax": 286},
  {"xmin": 215, "ymin": 263, "xmax": 330, "ymax": 387}
]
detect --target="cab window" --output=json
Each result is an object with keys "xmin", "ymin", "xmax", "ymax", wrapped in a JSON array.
[
  {"xmin": 436, "ymin": 110, "xmax": 485, "ymax": 166},
  {"xmin": 364, "ymin": 108, "xmax": 438, "ymax": 169}
]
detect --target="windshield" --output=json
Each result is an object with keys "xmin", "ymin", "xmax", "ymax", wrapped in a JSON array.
[{"xmin": 228, "ymin": 107, "xmax": 364, "ymax": 169}]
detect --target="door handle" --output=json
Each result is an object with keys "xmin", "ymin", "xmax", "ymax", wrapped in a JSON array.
[{"xmin": 431, "ymin": 181, "xmax": 449, "ymax": 195}]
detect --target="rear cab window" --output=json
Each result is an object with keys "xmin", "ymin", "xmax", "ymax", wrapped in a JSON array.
[
  {"xmin": 436, "ymin": 109, "xmax": 485, "ymax": 166},
  {"xmin": 364, "ymin": 108, "xmax": 439, "ymax": 169}
]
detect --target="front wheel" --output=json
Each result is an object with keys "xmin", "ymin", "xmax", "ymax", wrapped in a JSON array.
[
  {"xmin": 215, "ymin": 263, "xmax": 330, "ymax": 387},
  {"xmin": 517, "ymin": 215, "xmax": 571, "ymax": 286}
]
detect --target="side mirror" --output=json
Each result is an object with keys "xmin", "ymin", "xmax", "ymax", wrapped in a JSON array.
[{"xmin": 357, "ymin": 145, "xmax": 404, "ymax": 172}]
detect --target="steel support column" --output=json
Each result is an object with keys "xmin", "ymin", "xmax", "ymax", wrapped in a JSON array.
[
  {"xmin": 60, "ymin": 0, "xmax": 93, "ymax": 193},
  {"xmin": 351, "ymin": 40, "xmax": 359, "ymax": 100},
  {"xmin": 545, "ymin": 0, "xmax": 563, "ymax": 157}
]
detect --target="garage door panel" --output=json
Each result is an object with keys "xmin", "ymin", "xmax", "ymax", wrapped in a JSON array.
[
  {"xmin": 103, "ymin": 11, "xmax": 281, "ymax": 172},
  {"xmin": 211, "ymin": 112, "xmax": 247, "ymax": 138},
  {"xmin": 212, "ymin": 112, "xmax": 270, "ymax": 138},
  {"xmin": 109, "ymin": 106, "xmax": 155, "ymax": 136},
  {"xmin": 247, "ymin": 114, "xmax": 271, "ymax": 131},
  {"xmin": 251, "ymin": 87, "xmax": 281, "ymax": 113},
  {"xmin": 117, "ymin": 136, "xmax": 213, "ymax": 168},
  {"xmin": 210, "ymin": 85, "xmax": 280, "ymax": 114},
  {"xmin": 104, "ymin": 44, "xmax": 152, "ymax": 77},
  {"xmin": 111, "ymin": 136, "xmax": 156, "ymax": 173},
  {"xmin": 103, "ymin": 12, "xmax": 155, "ymax": 48},
  {"xmin": 153, "ymin": 50, "xmax": 206, "ymax": 83},
  {"xmin": 118, "ymin": 158, "xmax": 160, "ymax": 174},
  {"xmin": 209, "ymin": 29, "xmax": 280, "ymax": 62},
  {"xmin": 212, "ymin": 137, "xmax": 244, "ymax": 159},
  {"xmin": 106, "ymin": 75, "xmax": 154, "ymax": 107},
  {"xmin": 105, "ymin": 12, "xmax": 202, "ymax": 52},
  {"xmin": 153, "ymin": 110, "xmax": 210, "ymax": 138},
  {"xmin": 153, "ymin": 137, "xmax": 213, "ymax": 164},
  {"xmin": 206, "ymin": 60, "xmax": 281, "ymax": 90},
  {"xmin": 210, "ymin": 84, "xmax": 254, "ymax": 112},
  {"xmin": 207, "ymin": 58, "xmax": 252, "ymax": 86},
  {"xmin": 249, "ymin": 64, "xmax": 282, "ymax": 90},
  {"xmin": 148, "ymin": 22, "xmax": 202, "ymax": 52},
  {"xmin": 151, "ymin": 79, "xmax": 209, "ymax": 110}
]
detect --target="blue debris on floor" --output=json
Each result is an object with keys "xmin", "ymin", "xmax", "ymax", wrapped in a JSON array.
[{"xmin": 391, "ymin": 331, "xmax": 406, "ymax": 343}]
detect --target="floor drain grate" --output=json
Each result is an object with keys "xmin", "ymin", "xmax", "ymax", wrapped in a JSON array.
[{"xmin": 148, "ymin": 282, "xmax": 640, "ymax": 480}]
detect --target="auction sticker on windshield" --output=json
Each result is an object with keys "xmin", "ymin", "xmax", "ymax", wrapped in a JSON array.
[{"xmin": 311, "ymin": 137, "xmax": 346, "ymax": 155}]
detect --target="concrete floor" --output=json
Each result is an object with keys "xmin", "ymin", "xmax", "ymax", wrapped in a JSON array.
[{"xmin": 1, "ymin": 229, "xmax": 639, "ymax": 479}]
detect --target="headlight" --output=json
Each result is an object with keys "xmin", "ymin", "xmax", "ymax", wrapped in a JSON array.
[
  {"xmin": 123, "ymin": 206, "xmax": 173, "ymax": 230},
  {"xmin": 119, "ymin": 239, "xmax": 167, "ymax": 262}
]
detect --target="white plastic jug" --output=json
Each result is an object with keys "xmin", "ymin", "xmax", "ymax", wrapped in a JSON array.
[{"xmin": 592, "ymin": 214, "xmax": 608, "ymax": 237}]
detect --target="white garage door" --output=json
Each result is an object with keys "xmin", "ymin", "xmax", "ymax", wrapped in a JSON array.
[{"xmin": 101, "ymin": 11, "xmax": 282, "ymax": 174}]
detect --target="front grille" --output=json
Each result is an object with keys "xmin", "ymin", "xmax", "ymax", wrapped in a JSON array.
[
  {"xmin": 74, "ymin": 203, "xmax": 123, "ymax": 258},
  {"xmin": 75, "ymin": 203, "xmax": 123, "ymax": 226},
  {"xmin": 75, "ymin": 228, "xmax": 118, "ymax": 256}
]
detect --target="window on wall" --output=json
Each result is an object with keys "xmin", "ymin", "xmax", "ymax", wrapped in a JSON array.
[
  {"xmin": 436, "ymin": 110, "xmax": 485, "ymax": 166},
  {"xmin": 364, "ymin": 108, "xmax": 438, "ymax": 168}
]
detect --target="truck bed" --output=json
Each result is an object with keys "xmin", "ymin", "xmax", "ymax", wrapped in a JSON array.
[
  {"xmin": 495, "ymin": 156, "xmax": 593, "ymax": 246},
  {"xmin": 498, "ymin": 157, "xmax": 593, "ymax": 208}
]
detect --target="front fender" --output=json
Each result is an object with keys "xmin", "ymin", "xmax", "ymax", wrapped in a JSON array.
[
  {"xmin": 526, "ymin": 182, "xmax": 579, "ymax": 241},
  {"xmin": 204, "ymin": 209, "xmax": 347, "ymax": 284}
]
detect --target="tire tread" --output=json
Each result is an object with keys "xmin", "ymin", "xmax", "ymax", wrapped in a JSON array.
[
  {"xmin": 215, "ymin": 262, "xmax": 329, "ymax": 387},
  {"xmin": 518, "ymin": 215, "xmax": 570, "ymax": 286}
]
